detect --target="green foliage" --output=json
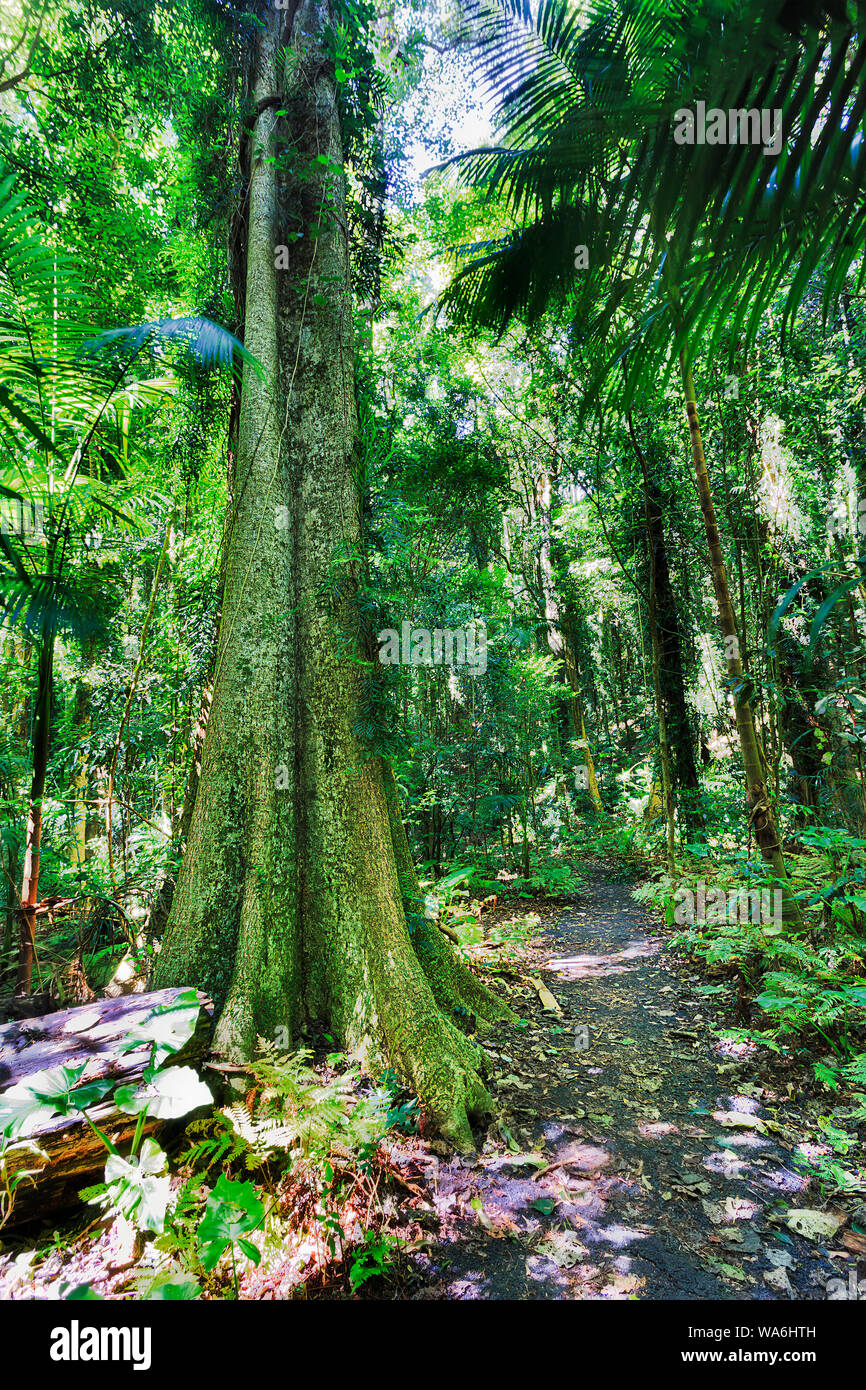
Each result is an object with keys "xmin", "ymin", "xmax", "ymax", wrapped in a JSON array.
[
  {"xmin": 95, "ymin": 1138, "xmax": 172, "ymax": 1235},
  {"xmin": 181, "ymin": 1112, "xmax": 256, "ymax": 1175},
  {"xmin": 525, "ymin": 859, "xmax": 579, "ymax": 896},
  {"xmin": 3, "ymin": 0, "xmax": 866, "ymax": 1301},
  {"xmin": 347, "ymin": 1232, "xmax": 401, "ymax": 1292},
  {"xmin": 0, "ymin": 1063, "xmax": 114, "ymax": 1138},
  {"xmin": 222, "ymin": 1040, "xmax": 402, "ymax": 1165},
  {"xmin": 197, "ymin": 1175, "xmax": 265, "ymax": 1280},
  {"xmin": 443, "ymin": 1, "xmax": 866, "ymax": 405}
]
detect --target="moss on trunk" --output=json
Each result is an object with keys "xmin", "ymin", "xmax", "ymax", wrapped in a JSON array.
[{"xmin": 154, "ymin": 0, "xmax": 510, "ymax": 1150}]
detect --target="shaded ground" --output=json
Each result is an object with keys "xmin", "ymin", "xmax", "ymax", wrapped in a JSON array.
[
  {"xmin": 403, "ymin": 865, "xmax": 863, "ymax": 1300},
  {"xmin": 2, "ymin": 861, "xmax": 862, "ymax": 1302}
]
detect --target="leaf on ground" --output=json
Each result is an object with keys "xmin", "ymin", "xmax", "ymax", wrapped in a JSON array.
[
  {"xmin": 763, "ymin": 1265, "xmax": 794, "ymax": 1295},
  {"xmin": 702, "ymin": 1196, "xmax": 758, "ymax": 1224},
  {"xmin": 527, "ymin": 976, "xmax": 562, "ymax": 1014},
  {"xmin": 720, "ymin": 1227, "xmax": 761, "ymax": 1253},
  {"xmin": 537, "ymin": 1229, "xmax": 588, "ymax": 1268},
  {"xmin": 712, "ymin": 1111, "xmax": 766, "ymax": 1132},
  {"xmin": 530, "ymin": 1197, "xmax": 556, "ymax": 1215},
  {"xmin": 601, "ymin": 1272, "xmax": 642, "ymax": 1296},
  {"xmin": 705, "ymin": 1257, "xmax": 751, "ymax": 1282},
  {"xmin": 784, "ymin": 1208, "xmax": 843, "ymax": 1241},
  {"xmin": 766, "ymin": 1247, "xmax": 796, "ymax": 1269},
  {"xmin": 673, "ymin": 1179, "xmax": 711, "ymax": 1197}
]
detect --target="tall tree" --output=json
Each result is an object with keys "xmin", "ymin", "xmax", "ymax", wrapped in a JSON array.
[
  {"xmin": 439, "ymin": 0, "xmax": 866, "ymax": 921},
  {"xmin": 153, "ymin": 0, "xmax": 511, "ymax": 1149}
]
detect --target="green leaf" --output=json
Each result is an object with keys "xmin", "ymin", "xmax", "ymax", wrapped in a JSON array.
[
  {"xmin": 530, "ymin": 1197, "xmax": 556, "ymax": 1215},
  {"xmin": 114, "ymin": 1066, "xmax": 212, "ymax": 1121},
  {"xmin": 0, "ymin": 1064, "xmax": 114, "ymax": 1136},
  {"xmin": 814, "ymin": 1062, "xmax": 840, "ymax": 1090},
  {"xmin": 146, "ymin": 1274, "xmax": 201, "ymax": 1300},
  {"xmin": 198, "ymin": 1175, "xmax": 265, "ymax": 1270},
  {"xmin": 808, "ymin": 577, "xmax": 866, "ymax": 661},
  {"xmin": 0, "ymin": 1089, "xmax": 61, "ymax": 1138},
  {"xmin": 117, "ymin": 993, "xmax": 203, "ymax": 1068},
  {"xmin": 0, "ymin": 383, "xmax": 57, "ymax": 454},
  {"xmin": 101, "ymin": 1139, "xmax": 171, "ymax": 1234}
]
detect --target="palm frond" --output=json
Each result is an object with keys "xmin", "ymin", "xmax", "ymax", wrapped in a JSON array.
[
  {"xmin": 84, "ymin": 317, "xmax": 264, "ymax": 380},
  {"xmin": 440, "ymin": 0, "xmax": 866, "ymax": 403},
  {"xmin": 0, "ymin": 543, "xmax": 110, "ymax": 642}
]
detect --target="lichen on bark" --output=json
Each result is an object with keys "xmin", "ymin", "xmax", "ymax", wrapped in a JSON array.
[{"xmin": 153, "ymin": 0, "xmax": 512, "ymax": 1150}]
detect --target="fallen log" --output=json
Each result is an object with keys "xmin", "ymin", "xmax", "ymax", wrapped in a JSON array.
[{"xmin": 0, "ymin": 987, "xmax": 213, "ymax": 1228}]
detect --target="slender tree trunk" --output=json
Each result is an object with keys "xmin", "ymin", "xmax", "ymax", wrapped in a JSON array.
[
  {"xmin": 68, "ymin": 634, "xmax": 94, "ymax": 879},
  {"xmin": 536, "ymin": 469, "xmax": 603, "ymax": 809},
  {"xmin": 153, "ymin": 0, "xmax": 510, "ymax": 1147},
  {"xmin": 631, "ymin": 421, "xmax": 676, "ymax": 870},
  {"xmin": 147, "ymin": 651, "xmax": 215, "ymax": 940},
  {"xmin": 679, "ymin": 355, "xmax": 801, "ymax": 925},
  {"xmin": 628, "ymin": 414, "xmax": 702, "ymax": 835},
  {"xmin": 16, "ymin": 637, "xmax": 54, "ymax": 993}
]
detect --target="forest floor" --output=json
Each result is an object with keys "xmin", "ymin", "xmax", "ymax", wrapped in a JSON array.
[
  {"xmin": 2, "ymin": 859, "xmax": 864, "ymax": 1301},
  {"xmin": 397, "ymin": 860, "xmax": 866, "ymax": 1301}
]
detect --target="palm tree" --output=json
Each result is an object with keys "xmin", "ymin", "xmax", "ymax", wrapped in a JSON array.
[
  {"xmin": 0, "ymin": 166, "xmax": 255, "ymax": 991},
  {"xmin": 439, "ymin": 0, "xmax": 866, "ymax": 923}
]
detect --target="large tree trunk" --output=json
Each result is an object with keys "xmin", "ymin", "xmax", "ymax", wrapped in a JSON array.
[{"xmin": 153, "ymin": 0, "xmax": 510, "ymax": 1149}]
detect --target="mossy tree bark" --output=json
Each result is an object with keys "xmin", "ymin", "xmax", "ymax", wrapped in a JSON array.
[
  {"xmin": 153, "ymin": 0, "xmax": 511, "ymax": 1148},
  {"xmin": 678, "ymin": 355, "xmax": 801, "ymax": 926}
]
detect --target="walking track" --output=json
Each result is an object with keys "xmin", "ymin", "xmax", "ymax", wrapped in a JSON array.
[{"xmin": 410, "ymin": 867, "xmax": 852, "ymax": 1301}]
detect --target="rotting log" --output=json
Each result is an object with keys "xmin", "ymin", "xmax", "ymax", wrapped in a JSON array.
[{"xmin": 0, "ymin": 987, "xmax": 213, "ymax": 1228}]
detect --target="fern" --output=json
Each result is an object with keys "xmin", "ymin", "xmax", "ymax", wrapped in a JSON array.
[
  {"xmin": 842, "ymin": 1054, "xmax": 866, "ymax": 1089},
  {"xmin": 765, "ymin": 937, "xmax": 825, "ymax": 972},
  {"xmin": 219, "ymin": 1040, "xmax": 399, "ymax": 1164},
  {"xmin": 182, "ymin": 1113, "xmax": 254, "ymax": 1174}
]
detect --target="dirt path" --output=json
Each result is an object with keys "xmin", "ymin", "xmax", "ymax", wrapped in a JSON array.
[{"xmin": 409, "ymin": 866, "xmax": 852, "ymax": 1301}]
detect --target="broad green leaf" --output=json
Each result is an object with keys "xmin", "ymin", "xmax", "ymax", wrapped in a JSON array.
[
  {"xmin": 0, "ymin": 1064, "xmax": 113, "ymax": 1136},
  {"xmin": 198, "ymin": 1175, "xmax": 265, "ymax": 1270},
  {"xmin": 114, "ymin": 1066, "xmax": 212, "ymax": 1121},
  {"xmin": 147, "ymin": 1274, "xmax": 201, "ymax": 1300},
  {"xmin": 117, "ymin": 992, "xmax": 203, "ymax": 1068},
  {"xmin": 101, "ymin": 1139, "xmax": 171, "ymax": 1234}
]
